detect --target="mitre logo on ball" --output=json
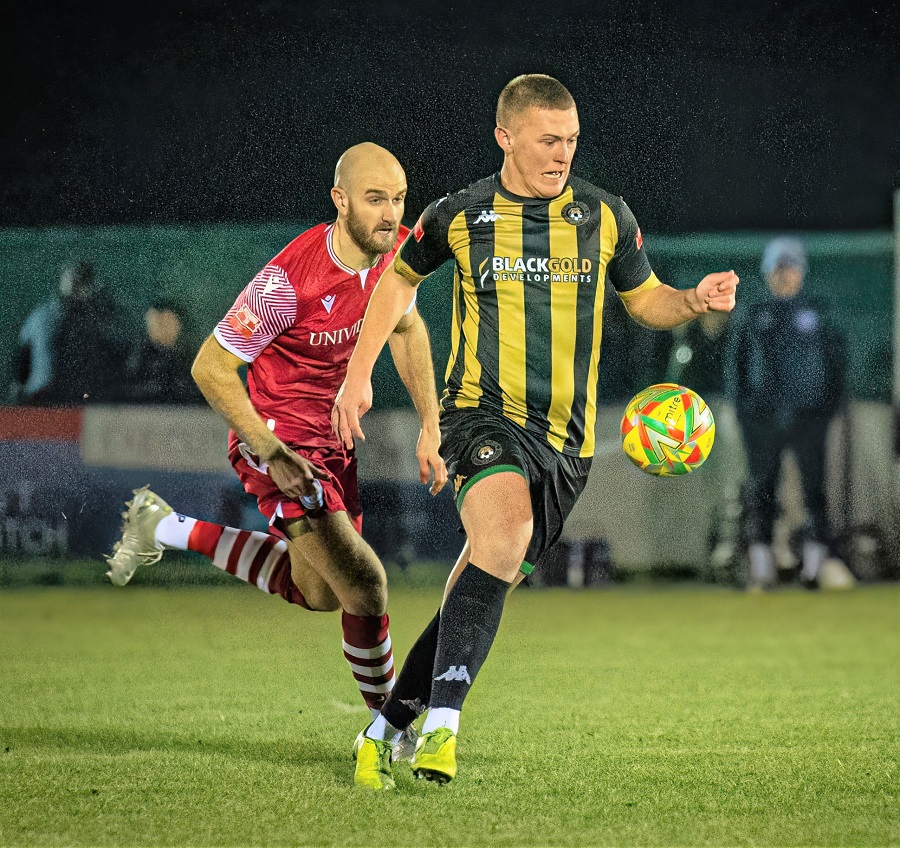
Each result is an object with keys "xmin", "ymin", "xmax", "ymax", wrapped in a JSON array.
[{"xmin": 620, "ymin": 383, "xmax": 715, "ymax": 476}]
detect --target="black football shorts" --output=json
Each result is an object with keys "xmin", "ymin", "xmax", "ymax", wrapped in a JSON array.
[{"xmin": 439, "ymin": 407, "xmax": 592, "ymax": 574}]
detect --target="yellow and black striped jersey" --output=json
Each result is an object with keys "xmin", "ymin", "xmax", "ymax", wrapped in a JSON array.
[{"xmin": 394, "ymin": 172, "xmax": 661, "ymax": 458}]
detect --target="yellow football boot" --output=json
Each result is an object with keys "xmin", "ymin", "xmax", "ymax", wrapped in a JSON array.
[
  {"xmin": 411, "ymin": 727, "xmax": 457, "ymax": 784},
  {"xmin": 353, "ymin": 733, "xmax": 395, "ymax": 791}
]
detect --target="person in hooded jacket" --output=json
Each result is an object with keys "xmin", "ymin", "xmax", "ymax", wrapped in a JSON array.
[{"xmin": 726, "ymin": 237, "xmax": 845, "ymax": 589}]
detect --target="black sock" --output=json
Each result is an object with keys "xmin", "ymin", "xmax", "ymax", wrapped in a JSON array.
[
  {"xmin": 381, "ymin": 609, "xmax": 441, "ymax": 730},
  {"xmin": 429, "ymin": 562, "xmax": 509, "ymax": 711}
]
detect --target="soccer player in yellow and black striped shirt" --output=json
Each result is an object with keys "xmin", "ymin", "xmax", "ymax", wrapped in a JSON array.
[{"xmin": 335, "ymin": 74, "xmax": 738, "ymax": 789}]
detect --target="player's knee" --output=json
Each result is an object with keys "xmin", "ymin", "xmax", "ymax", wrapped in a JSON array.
[
  {"xmin": 469, "ymin": 523, "xmax": 532, "ymax": 576},
  {"xmin": 343, "ymin": 586, "xmax": 387, "ymax": 618},
  {"xmin": 347, "ymin": 561, "xmax": 388, "ymax": 615}
]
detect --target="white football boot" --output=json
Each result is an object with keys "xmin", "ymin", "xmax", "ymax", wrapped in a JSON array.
[
  {"xmin": 392, "ymin": 724, "xmax": 420, "ymax": 763},
  {"xmin": 352, "ymin": 722, "xmax": 419, "ymax": 763},
  {"xmin": 105, "ymin": 487, "xmax": 173, "ymax": 586}
]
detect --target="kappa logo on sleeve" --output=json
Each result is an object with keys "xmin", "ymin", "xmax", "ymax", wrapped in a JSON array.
[
  {"xmin": 474, "ymin": 209, "xmax": 502, "ymax": 224},
  {"xmin": 636, "ymin": 227, "xmax": 644, "ymax": 251},
  {"xmin": 228, "ymin": 304, "xmax": 262, "ymax": 339}
]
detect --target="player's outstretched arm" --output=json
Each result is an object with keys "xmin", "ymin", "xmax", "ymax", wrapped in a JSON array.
[
  {"xmin": 192, "ymin": 336, "xmax": 328, "ymax": 499},
  {"xmin": 332, "ymin": 264, "xmax": 418, "ymax": 449},
  {"xmin": 623, "ymin": 270, "xmax": 739, "ymax": 329},
  {"xmin": 388, "ymin": 307, "xmax": 447, "ymax": 495}
]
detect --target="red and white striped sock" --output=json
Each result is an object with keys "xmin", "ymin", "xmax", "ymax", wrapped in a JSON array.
[
  {"xmin": 341, "ymin": 612, "xmax": 395, "ymax": 716},
  {"xmin": 156, "ymin": 514, "xmax": 308, "ymax": 608}
]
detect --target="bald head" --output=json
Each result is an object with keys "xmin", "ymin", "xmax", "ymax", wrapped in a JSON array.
[
  {"xmin": 334, "ymin": 142, "xmax": 405, "ymax": 192},
  {"xmin": 331, "ymin": 143, "xmax": 407, "ymax": 260}
]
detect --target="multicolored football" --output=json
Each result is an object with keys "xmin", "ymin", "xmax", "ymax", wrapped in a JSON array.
[{"xmin": 621, "ymin": 383, "xmax": 715, "ymax": 476}]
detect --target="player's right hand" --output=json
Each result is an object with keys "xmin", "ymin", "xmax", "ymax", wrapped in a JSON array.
[
  {"xmin": 695, "ymin": 270, "xmax": 739, "ymax": 313},
  {"xmin": 332, "ymin": 377, "xmax": 372, "ymax": 450},
  {"xmin": 267, "ymin": 446, "xmax": 330, "ymax": 501},
  {"xmin": 417, "ymin": 427, "xmax": 448, "ymax": 495}
]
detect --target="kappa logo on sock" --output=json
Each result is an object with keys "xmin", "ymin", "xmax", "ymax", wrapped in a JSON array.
[{"xmin": 434, "ymin": 665, "xmax": 471, "ymax": 683}]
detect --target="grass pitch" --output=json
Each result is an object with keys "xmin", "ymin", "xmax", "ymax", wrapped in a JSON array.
[{"xmin": 0, "ymin": 577, "xmax": 897, "ymax": 847}]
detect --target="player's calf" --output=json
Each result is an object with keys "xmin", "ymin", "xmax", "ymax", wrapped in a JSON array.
[
  {"xmin": 107, "ymin": 487, "xmax": 316, "ymax": 609},
  {"xmin": 171, "ymin": 514, "xmax": 315, "ymax": 607},
  {"xmin": 283, "ymin": 512, "xmax": 395, "ymax": 713},
  {"xmin": 299, "ymin": 511, "xmax": 388, "ymax": 616},
  {"xmin": 342, "ymin": 610, "xmax": 394, "ymax": 715}
]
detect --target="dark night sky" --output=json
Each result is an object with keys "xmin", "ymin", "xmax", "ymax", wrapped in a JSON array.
[{"xmin": 2, "ymin": 0, "xmax": 898, "ymax": 232}]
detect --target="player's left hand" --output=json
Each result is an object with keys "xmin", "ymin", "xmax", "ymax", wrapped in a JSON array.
[
  {"xmin": 417, "ymin": 427, "xmax": 447, "ymax": 495},
  {"xmin": 694, "ymin": 270, "xmax": 739, "ymax": 313},
  {"xmin": 332, "ymin": 376, "xmax": 373, "ymax": 449}
]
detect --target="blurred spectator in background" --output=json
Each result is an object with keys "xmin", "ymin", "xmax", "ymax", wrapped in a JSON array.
[
  {"xmin": 125, "ymin": 299, "xmax": 201, "ymax": 404},
  {"xmin": 726, "ymin": 238, "xmax": 846, "ymax": 590},
  {"xmin": 12, "ymin": 261, "xmax": 128, "ymax": 405}
]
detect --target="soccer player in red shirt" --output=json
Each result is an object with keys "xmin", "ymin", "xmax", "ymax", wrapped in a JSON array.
[{"xmin": 106, "ymin": 144, "xmax": 446, "ymax": 748}]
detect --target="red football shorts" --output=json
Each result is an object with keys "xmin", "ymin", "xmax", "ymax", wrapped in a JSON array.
[{"xmin": 228, "ymin": 439, "xmax": 363, "ymax": 536}]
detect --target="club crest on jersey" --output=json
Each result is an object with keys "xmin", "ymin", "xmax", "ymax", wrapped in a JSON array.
[
  {"xmin": 228, "ymin": 305, "xmax": 262, "ymax": 339},
  {"xmin": 471, "ymin": 440, "xmax": 502, "ymax": 466},
  {"xmin": 561, "ymin": 201, "xmax": 590, "ymax": 226},
  {"xmin": 321, "ymin": 294, "xmax": 336, "ymax": 314}
]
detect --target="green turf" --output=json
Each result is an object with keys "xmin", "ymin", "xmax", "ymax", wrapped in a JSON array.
[{"xmin": 0, "ymin": 581, "xmax": 897, "ymax": 847}]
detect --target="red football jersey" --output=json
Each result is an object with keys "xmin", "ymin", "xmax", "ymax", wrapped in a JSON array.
[{"xmin": 214, "ymin": 222, "xmax": 411, "ymax": 448}]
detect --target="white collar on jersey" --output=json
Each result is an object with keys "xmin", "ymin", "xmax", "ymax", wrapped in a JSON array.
[
  {"xmin": 325, "ymin": 224, "xmax": 356, "ymax": 275},
  {"xmin": 326, "ymin": 224, "xmax": 380, "ymax": 287}
]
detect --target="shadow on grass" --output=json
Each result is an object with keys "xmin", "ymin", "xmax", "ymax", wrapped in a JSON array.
[
  {"xmin": 1, "ymin": 724, "xmax": 467, "ymax": 794},
  {"xmin": 0, "ymin": 724, "xmax": 349, "ymax": 771}
]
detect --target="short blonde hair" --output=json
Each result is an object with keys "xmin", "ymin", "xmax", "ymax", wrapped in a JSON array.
[{"xmin": 496, "ymin": 74, "xmax": 575, "ymax": 127}]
